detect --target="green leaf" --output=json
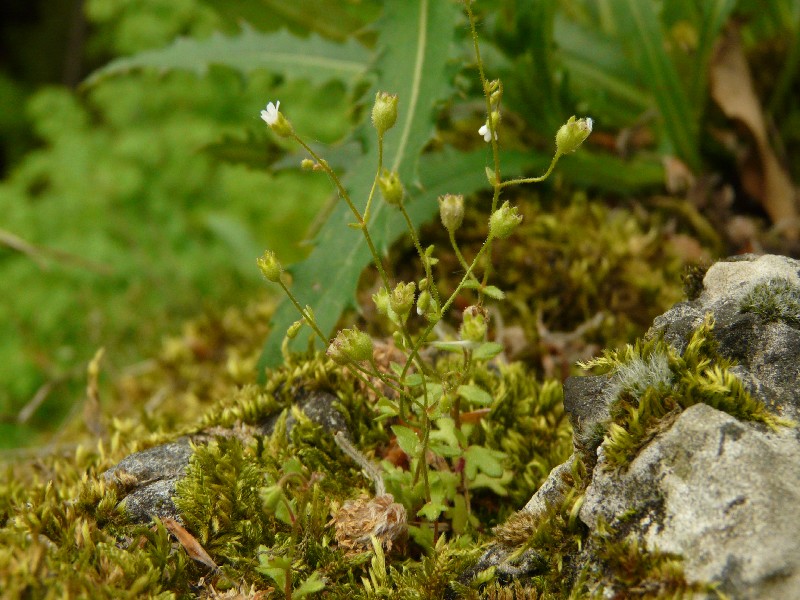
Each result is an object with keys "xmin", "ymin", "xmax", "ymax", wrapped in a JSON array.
[
  {"xmin": 259, "ymin": 0, "xmax": 462, "ymax": 370},
  {"xmin": 464, "ymin": 445, "xmax": 505, "ymax": 480},
  {"xmin": 462, "ymin": 280, "xmax": 506, "ymax": 300},
  {"xmin": 608, "ymin": 0, "xmax": 700, "ymax": 169},
  {"xmin": 391, "ymin": 425, "xmax": 420, "ymax": 457},
  {"xmin": 294, "ymin": 571, "xmax": 327, "ymax": 598},
  {"xmin": 457, "ymin": 384, "xmax": 494, "ymax": 406},
  {"xmin": 200, "ymin": 0, "xmax": 376, "ymax": 43},
  {"xmin": 417, "ymin": 501, "xmax": 448, "ymax": 521},
  {"xmin": 83, "ymin": 26, "xmax": 369, "ymax": 88},
  {"xmin": 690, "ymin": 0, "xmax": 738, "ymax": 110},
  {"xmin": 473, "ymin": 342, "xmax": 504, "ymax": 361}
]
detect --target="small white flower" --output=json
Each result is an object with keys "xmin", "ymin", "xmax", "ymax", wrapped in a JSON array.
[
  {"xmin": 260, "ymin": 101, "xmax": 280, "ymax": 126},
  {"xmin": 586, "ymin": 117, "xmax": 593, "ymax": 133},
  {"xmin": 478, "ymin": 123, "xmax": 497, "ymax": 143}
]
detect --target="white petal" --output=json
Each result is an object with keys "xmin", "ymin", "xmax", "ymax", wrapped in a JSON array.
[{"xmin": 586, "ymin": 117, "xmax": 593, "ymax": 132}]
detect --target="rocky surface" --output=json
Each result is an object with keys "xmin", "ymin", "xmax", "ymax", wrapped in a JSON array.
[
  {"xmin": 477, "ymin": 254, "xmax": 800, "ymax": 598},
  {"xmin": 103, "ymin": 390, "xmax": 348, "ymax": 523}
]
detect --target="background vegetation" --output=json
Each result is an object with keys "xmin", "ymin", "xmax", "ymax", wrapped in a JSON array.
[{"xmin": 2, "ymin": 0, "xmax": 799, "ymax": 453}]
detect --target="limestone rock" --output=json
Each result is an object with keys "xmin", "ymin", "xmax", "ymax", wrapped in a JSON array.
[
  {"xmin": 581, "ymin": 402, "xmax": 800, "ymax": 599},
  {"xmin": 477, "ymin": 254, "xmax": 800, "ymax": 597}
]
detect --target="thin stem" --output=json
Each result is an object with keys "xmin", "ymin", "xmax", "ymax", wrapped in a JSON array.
[
  {"xmin": 448, "ymin": 230, "xmax": 479, "ymax": 283},
  {"xmin": 278, "ymin": 279, "xmax": 327, "ymax": 344},
  {"xmin": 363, "ymin": 135, "xmax": 384, "ymax": 223},
  {"xmin": 401, "ymin": 234, "xmax": 494, "ymax": 380},
  {"xmin": 500, "ymin": 152, "xmax": 562, "ymax": 188},
  {"xmin": 292, "ymin": 133, "xmax": 393, "ymax": 292},
  {"xmin": 399, "ymin": 202, "xmax": 441, "ymax": 309},
  {"xmin": 465, "ymin": 1, "xmax": 502, "ymax": 292}
]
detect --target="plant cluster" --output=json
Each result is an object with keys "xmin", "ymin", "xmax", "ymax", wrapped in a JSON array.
[{"xmin": 256, "ymin": 3, "xmax": 590, "ymax": 543}]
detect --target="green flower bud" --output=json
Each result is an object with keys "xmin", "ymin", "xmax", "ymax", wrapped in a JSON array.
[
  {"xmin": 489, "ymin": 201, "xmax": 522, "ymax": 239},
  {"xmin": 286, "ymin": 320, "xmax": 303, "ymax": 339},
  {"xmin": 555, "ymin": 116, "xmax": 593, "ymax": 155},
  {"xmin": 301, "ymin": 158, "xmax": 315, "ymax": 170},
  {"xmin": 372, "ymin": 287, "xmax": 391, "ymax": 316},
  {"xmin": 371, "ymin": 91, "xmax": 399, "ymax": 137},
  {"xmin": 459, "ymin": 305, "xmax": 488, "ymax": 343},
  {"xmin": 257, "ymin": 250, "xmax": 282, "ymax": 282},
  {"xmin": 390, "ymin": 281, "xmax": 416, "ymax": 318},
  {"xmin": 438, "ymin": 194, "xmax": 465, "ymax": 233},
  {"xmin": 327, "ymin": 328, "xmax": 374, "ymax": 365},
  {"xmin": 416, "ymin": 289, "xmax": 431, "ymax": 316},
  {"xmin": 378, "ymin": 169, "xmax": 404, "ymax": 206}
]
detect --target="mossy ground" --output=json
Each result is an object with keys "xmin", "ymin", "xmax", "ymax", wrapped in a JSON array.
[{"xmin": 1, "ymin": 195, "xmax": 718, "ymax": 597}]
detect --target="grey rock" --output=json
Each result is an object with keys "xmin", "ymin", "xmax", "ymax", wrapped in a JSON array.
[
  {"xmin": 103, "ymin": 438, "xmax": 193, "ymax": 523},
  {"xmin": 580, "ymin": 403, "xmax": 800, "ymax": 599},
  {"xmin": 104, "ymin": 390, "xmax": 349, "ymax": 523},
  {"xmin": 477, "ymin": 254, "xmax": 800, "ymax": 597}
]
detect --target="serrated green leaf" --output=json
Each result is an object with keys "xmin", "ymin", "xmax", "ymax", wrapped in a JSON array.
[
  {"xmin": 464, "ymin": 445, "xmax": 505, "ymax": 480},
  {"xmin": 83, "ymin": 27, "xmax": 369, "ymax": 88},
  {"xmin": 417, "ymin": 501, "xmax": 447, "ymax": 521},
  {"xmin": 294, "ymin": 571, "xmax": 327, "ymax": 597},
  {"xmin": 259, "ymin": 0, "xmax": 462, "ymax": 370},
  {"xmin": 457, "ymin": 384, "xmax": 494, "ymax": 406}
]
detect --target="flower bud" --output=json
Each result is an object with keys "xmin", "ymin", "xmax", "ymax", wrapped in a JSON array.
[
  {"xmin": 390, "ymin": 282, "xmax": 416, "ymax": 318},
  {"xmin": 327, "ymin": 328, "xmax": 374, "ymax": 365},
  {"xmin": 555, "ymin": 116, "xmax": 592, "ymax": 155},
  {"xmin": 378, "ymin": 169, "xmax": 404, "ymax": 206},
  {"xmin": 371, "ymin": 92, "xmax": 399, "ymax": 137},
  {"xmin": 459, "ymin": 305, "xmax": 488, "ymax": 343},
  {"xmin": 489, "ymin": 201, "xmax": 523, "ymax": 239},
  {"xmin": 416, "ymin": 289, "xmax": 431, "ymax": 316},
  {"xmin": 257, "ymin": 250, "xmax": 282, "ymax": 282},
  {"xmin": 372, "ymin": 287, "xmax": 390, "ymax": 316},
  {"xmin": 260, "ymin": 101, "xmax": 293, "ymax": 138},
  {"xmin": 286, "ymin": 320, "xmax": 303, "ymax": 339},
  {"xmin": 438, "ymin": 194, "xmax": 465, "ymax": 233},
  {"xmin": 301, "ymin": 158, "xmax": 315, "ymax": 170}
]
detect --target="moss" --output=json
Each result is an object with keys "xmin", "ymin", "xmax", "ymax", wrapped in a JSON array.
[
  {"xmin": 381, "ymin": 192, "xmax": 688, "ymax": 377},
  {"xmin": 583, "ymin": 518, "xmax": 715, "ymax": 599},
  {"xmin": 583, "ymin": 314, "xmax": 792, "ymax": 470},
  {"xmin": 740, "ymin": 277, "xmax": 800, "ymax": 327}
]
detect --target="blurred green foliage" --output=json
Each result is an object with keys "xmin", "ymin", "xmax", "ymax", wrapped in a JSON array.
[
  {"xmin": 2, "ymin": 0, "xmax": 799, "ymax": 451},
  {"xmin": 0, "ymin": 0, "xmax": 360, "ymax": 447}
]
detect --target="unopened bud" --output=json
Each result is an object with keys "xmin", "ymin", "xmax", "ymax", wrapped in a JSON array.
[
  {"xmin": 378, "ymin": 170, "xmax": 404, "ymax": 206},
  {"xmin": 489, "ymin": 201, "xmax": 522, "ymax": 239},
  {"xmin": 257, "ymin": 250, "xmax": 282, "ymax": 282},
  {"xmin": 438, "ymin": 194, "xmax": 465, "ymax": 233},
  {"xmin": 555, "ymin": 116, "xmax": 592, "ymax": 155},
  {"xmin": 286, "ymin": 320, "xmax": 303, "ymax": 339},
  {"xmin": 459, "ymin": 305, "xmax": 488, "ymax": 343},
  {"xmin": 371, "ymin": 92, "xmax": 399, "ymax": 137},
  {"xmin": 327, "ymin": 328, "xmax": 374, "ymax": 365},
  {"xmin": 301, "ymin": 158, "xmax": 315, "ymax": 170},
  {"xmin": 390, "ymin": 282, "xmax": 416, "ymax": 318},
  {"xmin": 372, "ymin": 287, "xmax": 390, "ymax": 316},
  {"xmin": 416, "ymin": 290, "xmax": 431, "ymax": 316}
]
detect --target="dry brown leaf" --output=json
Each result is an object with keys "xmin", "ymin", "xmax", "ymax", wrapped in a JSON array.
[
  {"xmin": 710, "ymin": 27, "xmax": 799, "ymax": 239},
  {"xmin": 162, "ymin": 517, "xmax": 218, "ymax": 570}
]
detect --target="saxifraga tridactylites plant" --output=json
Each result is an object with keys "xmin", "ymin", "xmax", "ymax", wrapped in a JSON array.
[{"xmin": 256, "ymin": 1, "xmax": 591, "ymax": 541}]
